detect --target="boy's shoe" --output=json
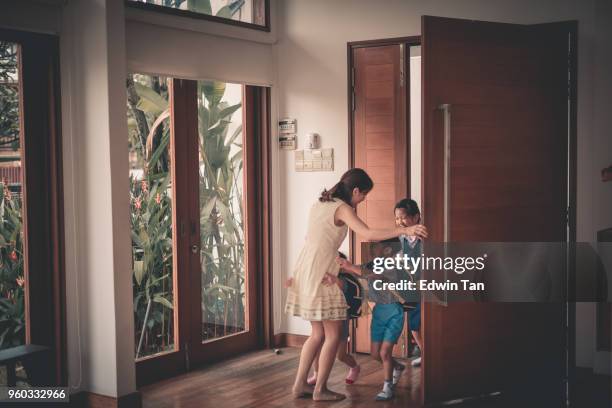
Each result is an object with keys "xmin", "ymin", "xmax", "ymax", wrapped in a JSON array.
[
  {"xmin": 392, "ymin": 363, "xmax": 405, "ymax": 385},
  {"xmin": 411, "ymin": 357, "xmax": 422, "ymax": 367},
  {"xmin": 375, "ymin": 381, "xmax": 394, "ymax": 401},
  {"xmin": 307, "ymin": 372, "xmax": 317, "ymax": 386},
  {"xmin": 345, "ymin": 365, "xmax": 360, "ymax": 384}
]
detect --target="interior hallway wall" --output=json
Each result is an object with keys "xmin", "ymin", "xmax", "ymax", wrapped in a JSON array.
[
  {"xmin": 3, "ymin": 0, "xmax": 282, "ymax": 398},
  {"xmin": 274, "ymin": 0, "xmax": 612, "ymax": 374}
]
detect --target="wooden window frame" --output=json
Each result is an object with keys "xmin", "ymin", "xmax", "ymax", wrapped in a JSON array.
[
  {"xmin": 0, "ymin": 28, "xmax": 66, "ymax": 385},
  {"xmin": 125, "ymin": 0, "xmax": 271, "ymax": 32}
]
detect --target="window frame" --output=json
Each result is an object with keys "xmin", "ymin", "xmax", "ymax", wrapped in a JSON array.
[
  {"xmin": 125, "ymin": 0, "xmax": 271, "ymax": 32},
  {"xmin": 0, "ymin": 28, "xmax": 66, "ymax": 385}
]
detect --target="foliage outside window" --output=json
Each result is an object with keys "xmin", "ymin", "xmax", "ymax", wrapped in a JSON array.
[
  {"xmin": 127, "ymin": 75, "xmax": 246, "ymax": 358},
  {"xmin": 127, "ymin": 74, "xmax": 175, "ymax": 359},
  {"xmin": 127, "ymin": 0, "xmax": 268, "ymax": 30},
  {"xmin": 196, "ymin": 81, "xmax": 246, "ymax": 341},
  {"xmin": 0, "ymin": 41, "xmax": 25, "ymax": 352}
]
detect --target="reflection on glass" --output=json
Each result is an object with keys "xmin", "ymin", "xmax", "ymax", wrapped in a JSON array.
[
  {"xmin": 127, "ymin": 74, "xmax": 175, "ymax": 359},
  {"xmin": 128, "ymin": 0, "xmax": 264, "ymax": 26},
  {"xmin": 197, "ymin": 81, "xmax": 246, "ymax": 342},
  {"xmin": 0, "ymin": 41, "xmax": 25, "ymax": 354}
]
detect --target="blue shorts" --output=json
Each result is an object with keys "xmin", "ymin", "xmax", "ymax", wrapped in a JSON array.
[
  {"xmin": 409, "ymin": 302, "xmax": 421, "ymax": 332},
  {"xmin": 371, "ymin": 303, "xmax": 405, "ymax": 344}
]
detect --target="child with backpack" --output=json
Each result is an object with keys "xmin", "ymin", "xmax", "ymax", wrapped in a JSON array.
[{"xmin": 337, "ymin": 198, "xmax": 424, "ymax": 401}]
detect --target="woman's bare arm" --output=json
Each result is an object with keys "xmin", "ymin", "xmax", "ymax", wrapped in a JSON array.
[{"xmin": 335, "ymin": 204, "xmax": 428, "ymax": 241}]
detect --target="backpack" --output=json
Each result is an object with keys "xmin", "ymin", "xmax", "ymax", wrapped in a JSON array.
[{"xmin": 339, "ymin": 272, "xmax": 364, "ymax": 318}]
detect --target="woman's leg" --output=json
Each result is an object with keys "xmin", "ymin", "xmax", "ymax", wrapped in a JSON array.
[
  {"xmin": 292, "ymin": 321, "xmax": 324, "ymax": 397},
  {"xmin": 307, "ymin": 345, "xmax": 322, "ymax": 385},
  {"xmin": 313, "ymin": 319, "xmax": 345, "ymax": 401}
]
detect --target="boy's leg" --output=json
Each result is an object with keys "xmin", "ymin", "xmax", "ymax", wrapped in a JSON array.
[
  {"xmin": 411, "ymin": 330, "xmax": 423, "ymax": 350},
  {"xmin": 380, "ymin": 342, "xmax": 395, "ymax": 382},
  {"xmin": 375, "ymin": 341, "xmax": 396, "ymax": 401},
  {"xmin": 382, "ymin": 303, "xmax": 406, "ymax": 386},
  {"xmin": 370, "ymin": 341, "xmax": 382, "ymax": 362},
  {"xmin": 370, "ymin": 304, "xmax": 384, "ymax": 362},
  {"xmin": 410, "ymin": 303, "xmax": 423, "ymax": 367},
  {"xmin": 371, "ymin": 304, "xmax": 403, "ymax": 401}
]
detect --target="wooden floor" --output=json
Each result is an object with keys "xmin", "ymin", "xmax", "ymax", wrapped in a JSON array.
[
  {"xmin": 141, "ymin": 348, "xmax": 611, "ymax": 408},
  {"xmin": 141, "ymin": 347, "xmax": 422, "ymax": 408}
]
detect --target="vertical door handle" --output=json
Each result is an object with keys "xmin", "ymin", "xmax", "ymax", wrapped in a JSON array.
[
  {"xmin": 438, "ymin": 104, "xmax": 452, "ymax": 243},
  {"xmin": 438, "ymin": 104, "xmax": 451, "ymax": 307}
]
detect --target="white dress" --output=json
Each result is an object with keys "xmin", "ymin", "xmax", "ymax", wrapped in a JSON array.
[{"xmin": 285, "ymin": 199, "xmax": 349, "ymax": 321}]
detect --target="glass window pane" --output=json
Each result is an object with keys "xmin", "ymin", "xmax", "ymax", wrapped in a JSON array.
[
  {"xmin": 127, "ymin": 74, "xmax": 176, "ymax": 360},
  {"xmin": 128, "ymin": 0, "xmax": 266, "ymax": 28},
  {"xmin": 0, "ymin": 41, "xmax": 26, "ymax": 354},
  {"xmin": 197, "ymin": 81, "xmax": 247, "ymax": 342}
]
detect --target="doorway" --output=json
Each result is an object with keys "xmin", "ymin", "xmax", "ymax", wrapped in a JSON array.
[
  {"xmin": 348, "ymin": 37, "xmax": 421, "ymax": 359},
  {"xmin": 347, "ymin": 16, "xmax": 577, "ymax": 407},
  {"xmin": 127, "ymin": 76, "xmax": 272, "ymax": 386}
]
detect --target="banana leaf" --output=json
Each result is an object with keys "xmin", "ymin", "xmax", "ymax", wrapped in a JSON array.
[
  {"xmin": 187, "ymin": 0, "xmax": 211, "ymax": 14},
  {"xmin": 134, "ymin": 83, "xmax": 168, "ymax": 116}
]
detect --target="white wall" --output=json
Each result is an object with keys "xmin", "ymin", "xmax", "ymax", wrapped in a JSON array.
[
  {"xmin": 60, "ymin": 0, "xmax": 136, "ymax": 397},
  {"xmin": 274, "ymin": 0, "xmax": 612, "ymax": 374},
  {"xmin": 4, "ymin": 0, "xmax": 280, "ymax": 398}
]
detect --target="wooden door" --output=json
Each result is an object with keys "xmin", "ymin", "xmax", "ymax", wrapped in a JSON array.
[
  {"xmin": 351, "ymin": 43, "xmax": 408, "ymax": 356},
  {"xmin": 422, "ymin": 16, "xmax": 575, "ymax": 406}
]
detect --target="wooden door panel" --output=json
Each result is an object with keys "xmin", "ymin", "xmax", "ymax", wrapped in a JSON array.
[
  {"xmin": 422, "ymin": 16, "xmax": 573, "ymax": 405},
  {"xmin": 352, "ymin": 44, "xmax": 408, "ymax": 356}
]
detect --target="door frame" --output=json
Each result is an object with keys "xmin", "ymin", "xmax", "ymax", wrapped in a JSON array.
[
  {"xmin": 347, "ymin": 36, "xmax": 421, "ymax": 356},
  {"xmin": 0, "ymin": 28, "xmax": 66, "ymax": 386},
  {"xmin": 135, "ymin": 81, "xmax": 273, "ymax": 387}
]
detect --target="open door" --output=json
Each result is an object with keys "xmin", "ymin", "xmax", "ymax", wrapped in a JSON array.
[{"xmin": 422, "ymin": 16, "xmax": 576, "ymax": 406}]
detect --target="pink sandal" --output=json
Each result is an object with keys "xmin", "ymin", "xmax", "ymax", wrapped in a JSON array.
[{"xmin": 345, "ymin": 365, "xmax": 361, "ymax": 384}]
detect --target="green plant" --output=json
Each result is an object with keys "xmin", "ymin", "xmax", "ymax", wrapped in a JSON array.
[
  {"xmin": 127, "ymin": 74, "xmax": 245, "ymax": 357},
  {"xmin": 0, "ymin": 41, "xmax": 24, "ymax": 351},
  {"xmin": 127, "ymin": 74, "xmax": 175, "ymax": 358},
  {"xmin": 196, "ymin": 81, "xmax": 244, "ymax": 340},
  {"xmin": 0, "ymin": 182, "xmax": 25, "ymax": 350}
]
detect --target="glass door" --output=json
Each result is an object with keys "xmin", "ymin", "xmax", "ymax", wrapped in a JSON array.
[
  {"xmin": 188, "ymin": 80, "xmax": 259, "ymax": 364},
  {"xmin": 131, "ymin": 77, "xmax": 266, "ymax": 384}
]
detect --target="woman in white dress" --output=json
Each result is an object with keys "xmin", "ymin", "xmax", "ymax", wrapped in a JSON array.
[{"xmin": 285, "ymin": 168, "xmax": 428, "ymax": 401}]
